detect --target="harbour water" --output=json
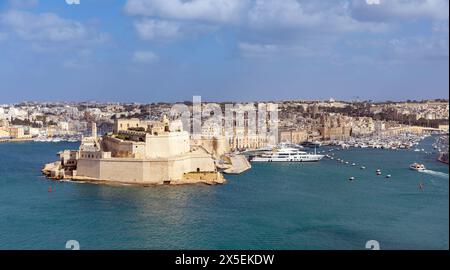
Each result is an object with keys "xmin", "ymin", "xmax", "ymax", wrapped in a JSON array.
[{"xmin": 0, "ymin": 136, "xmax": 448, "ymax": 250}]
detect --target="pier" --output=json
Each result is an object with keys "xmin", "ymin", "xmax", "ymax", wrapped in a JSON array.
[
  {"xmin": 223, "ymin": 155, "xmax": 252, "ymax": 174},
  {"xmin": 0, "ymin": 138, "xmax": 34, "ymax": 143}
]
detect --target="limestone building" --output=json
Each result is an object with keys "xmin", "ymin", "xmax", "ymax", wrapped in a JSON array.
[
  {"xmin": 278, "ymin": 129, "xmax": 308, "ymax": 144},
  {"xmin": 46, "ymin": 117, "xmax": 224, "ymax": 185}
]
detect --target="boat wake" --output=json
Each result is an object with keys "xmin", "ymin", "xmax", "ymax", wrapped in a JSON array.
[{"xmin": 421, "ymin": 170, "xmax": 449, "ymax": 179}]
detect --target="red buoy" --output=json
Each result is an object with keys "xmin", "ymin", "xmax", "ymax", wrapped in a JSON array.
[{"xmin": 48, "ymin": 186, "xmax": 53, "ymax": 192}]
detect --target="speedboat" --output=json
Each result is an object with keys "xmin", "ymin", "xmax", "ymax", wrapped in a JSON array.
[{"xmin": 409, "ymin": 163, "xmax": 426, "ymax": 171}]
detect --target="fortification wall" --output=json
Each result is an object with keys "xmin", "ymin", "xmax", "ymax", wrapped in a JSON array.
[
  {"xmin": 76, "ymin": 159, "xmax": 101, "ymax": 179},
  {"xmin": 75, "ymin": 153, "xmax": 216, "ymax": 184},
  {"xmin": 145, "ymin": 132, "xmax": 190, "ymax": 158},
  {"xmin": 102, "ymin": 136, "xmax": 146, "ymax": 158}
]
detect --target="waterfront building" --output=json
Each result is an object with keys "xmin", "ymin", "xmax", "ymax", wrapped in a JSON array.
[
  {"xmin": 0, "ymin": 129, "xmax": 9, "ymax": 139},
  {"xmin": 8, "ymin": 126, "xmax": 31, "ymax": 139},
  {"xmin": 438, "ymin": 125, "xmax": 449, "ymax": 132},
  {"xmin": 318, "ymin": 114, "xmax": 352, "ymax": 140},
  {"xmin": 279, "ymin": 129, "xmax": 308, "ymax": 144},
  {"xmin": 113, "ymin": 118, "xmax": 148, "ymax": 133}
]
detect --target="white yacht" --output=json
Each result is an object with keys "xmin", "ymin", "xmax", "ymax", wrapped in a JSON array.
[{"xmin": 250, "ymin": 146, "xmax": 324, "ymax": 162}]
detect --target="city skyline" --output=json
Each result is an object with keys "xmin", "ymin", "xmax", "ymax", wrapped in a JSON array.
[
  {"xmin": 2, "ymin": 97, "xmax": 450, "ymax": 106},
  {"xmin": 0, "ymin": 0, "xmax": 449, "ymax": 103}
]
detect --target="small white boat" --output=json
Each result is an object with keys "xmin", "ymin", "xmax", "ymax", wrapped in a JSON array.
[
  {"xmin": 409, "ymin": 163, "xmax": 426, "ymax": 171},
  {"xmin": 34, "ymin": 137, "xmax": 47, "ymax": 142}
]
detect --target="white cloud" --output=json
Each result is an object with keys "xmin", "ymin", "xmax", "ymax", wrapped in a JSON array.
[
  {"xmin": 134, "ymin": 19, "xmax": 181, "ymax": 41},
  {"xmin": 8, "ymin": 0, "xmax": 39, "ymax": 9},
  {"xmin": 388, "ymin": 36, "xmax": 449, "ymax": 60},
  {"xmin": 1, "ymin": 10, "xmax": 87, "ymax": 42},
  {"xmin": 238, "ymin": 42, "xmax": 279, "ymax": 59},
  {"xmin": 247, "ymin": 0, "xmax": 388, "ymax": 33},
  {"xmin": 351, "ymin": 0, "xmax": 449, "ymax": 21},
  {"xmin": 125, "ymin": 0, "xmax": 448, "ymax": 32},
  {"xmin": 123, "ymin": 0, "xmax": 448, "ymax": 63},
  {"xmin": 125, "ymin": 0, "xmax": 249, "ymax": 24},
  {"xmin": 125, "ymin": 0, "xmax": 390, "ymax": 40},
  {"xmin": 0, "ymin": 8, "xmax": 108, "ymax": 71},
  {"xmin": 238, "ymin": 41, "xmax": 332, "ymax": 59},
  {"xmin": 132, "ymin": 50, "xmax": 159, "ymax": 63},
  {"xmin": 247, "ymin": 0, "xmax": 321, "ymax": 29},
  {"xmin": 0, "ymin": 9, "xmax": 109, "ymax": 53}
]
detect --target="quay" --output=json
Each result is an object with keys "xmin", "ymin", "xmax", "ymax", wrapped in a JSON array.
[
  {"xmin": 0, "ymin": 138, "xmax": 34, "ymax": 143},
  {"xmin": 223, "ymin": 155, "xmax": 252, "ymax": 174}
]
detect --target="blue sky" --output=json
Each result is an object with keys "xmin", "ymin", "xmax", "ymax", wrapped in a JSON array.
[{"xmin": 0, "ymin": 0, "xmax": 448, "ymax": 103}]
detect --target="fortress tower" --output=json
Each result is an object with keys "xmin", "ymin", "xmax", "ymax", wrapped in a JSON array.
[{"xmin": 91, "ymin": 122, "xmax": 97, "ymax": 139}]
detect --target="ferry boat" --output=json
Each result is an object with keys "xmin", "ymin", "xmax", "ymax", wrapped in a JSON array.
[
  {"xmin": 409, "ymin": 163, "xmax": 426, "ymax": 171},
  {"xmin": 250, "ymin": 147, "xmax": 324, "ymax": 162}
]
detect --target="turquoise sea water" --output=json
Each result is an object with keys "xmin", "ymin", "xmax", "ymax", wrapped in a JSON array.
[{"xmin": 0, "ymin": 136, "xmax": 448, "ymax": 250}]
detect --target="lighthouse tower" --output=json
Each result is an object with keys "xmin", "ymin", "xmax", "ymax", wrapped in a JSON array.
[{"xmin": 91, "ymin": 122, "xmax": 97, "ymax": 139}]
